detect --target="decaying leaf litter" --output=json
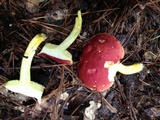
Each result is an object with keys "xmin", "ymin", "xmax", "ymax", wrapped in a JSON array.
[{"xmin": 0, "ymin": 0, "xmax": 160, "ymax": 120}]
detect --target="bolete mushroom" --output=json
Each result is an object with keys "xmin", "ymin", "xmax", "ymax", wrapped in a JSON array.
[
  {"xmin": 3, "ymin": 34, "xmax": 46, "ymax": 104},
  {"xmin": 38, "ymin": 10, "xmax": 82, "ymax": 65},
  {"xmin": 78, "ymin": 33, "xmax": 143, "ymax": 92}
]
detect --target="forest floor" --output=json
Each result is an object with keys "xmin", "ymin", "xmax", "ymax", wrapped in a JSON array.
[{"xmin": 0, "ymin": 0, "xmax": 160, "ymax": 120}]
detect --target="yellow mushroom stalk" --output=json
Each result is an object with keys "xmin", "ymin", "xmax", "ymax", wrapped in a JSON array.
[
  {"xmin": 38, "ymin": 10, "xmax": 82, "ymax": 65},
  {"xmin": 105, "ymin": 62, "xmax": 144, "ymax": 83},
  {"xmin": 58, "ymin": 10, "xmax": 82, "ymax": 50},
  {"xmin": 116, "ymin": 63, "xmax": 144, "ymax": 75},
  {"xmin": 4, "ymin": 34, "xmax": 46, "ymax": 104}
]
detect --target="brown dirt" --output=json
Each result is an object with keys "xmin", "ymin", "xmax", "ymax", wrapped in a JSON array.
[{"xmin": 0, "ymin": 0, "xmax": 160, "ymax": 120}]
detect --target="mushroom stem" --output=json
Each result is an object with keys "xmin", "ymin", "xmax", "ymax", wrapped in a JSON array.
[
  {"xmin": 58, "ymin": 10, "xmax": 82, "ymax": 50},
  {"xmin": 4, "ymin": 34, "xmax": 46, "ymax": 104},
  {"xmin": 38, "ymin": 10, "xmax": 82, "ymax": 65},
  {"xmin": 20, "ymin": 34, "xmax": 46, "ymax": 84},
  {"xmin": 116, "ymin": 63, "xmax": 144, "ymax": 75}
]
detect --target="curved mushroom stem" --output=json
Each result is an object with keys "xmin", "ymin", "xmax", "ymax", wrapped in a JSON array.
[
  {"xmin": 20, "ymin": 34, "xmax": 46, "ymax": 84},
  {"xmin": 104, "ymin": 61, "xmax": 143, "ymax": 82},
  {"xmin": 4, "ymin": 34, "xmax": 46, "ymax": 104},
  {"xmin": 116, "ymin": 63, "xmax": 144, "ymax": 75},
  {"xmin": 58, "ymin": 10, "xmax": 82, "ymax": 50},
  {"xmin": 38, "ymin": 10, "xmax": 82, "ymax": 64}
]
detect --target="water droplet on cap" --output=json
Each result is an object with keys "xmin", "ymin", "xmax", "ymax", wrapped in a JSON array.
[
  {"xmin": 87, "ymin": 68, "xmax": 97, "ymax": 74},
  {"xmin": 98, "ymin": 39, "xmax": 105, "ymax": 43}
]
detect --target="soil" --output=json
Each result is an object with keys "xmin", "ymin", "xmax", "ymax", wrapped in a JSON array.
[{"xmin": 0, "ymin": 0, "xmax": 160, "ymax": 120}]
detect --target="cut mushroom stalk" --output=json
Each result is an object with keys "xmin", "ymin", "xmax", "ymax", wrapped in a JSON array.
[
  {"xmin": 104, "ymin": 61, "xmax": 144, "ymax": 75},
  {"xmin": 38, "ymin": 10, "xmax": 82, "ymax": 65},
  {"xmin": 105, "ymin": 62, "xmax": 143, "ymax": 82},
  {"xmin": 116, "ymin": 63, "xmax": 143, "ymax": 75},
  {"xmin": 4, "ymin": 34, "xmax": 46, "ymax": 104}
]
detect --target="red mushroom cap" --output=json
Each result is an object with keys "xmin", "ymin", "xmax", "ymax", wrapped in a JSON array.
[
  {"xmin": 38, "ymin": 53, "xmax": 72, "ymax": 65},
  {"xmin": 78, "ymin": 33, "xmax": 124, "ymax": 92}
]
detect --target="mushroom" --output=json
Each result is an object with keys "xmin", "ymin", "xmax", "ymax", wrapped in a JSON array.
[
  {"xmin": 78, "ymin": 33, "xmax": 143, "ymax": 92},
  {"xmin": 3, "ymin": 34, "xmax": 46, "ymax": 104},
  {"xmin": 38, "ymin": 10, "xmax": 82, "ymax": 65}
]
